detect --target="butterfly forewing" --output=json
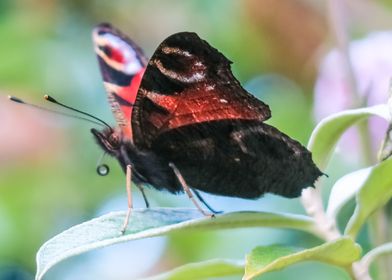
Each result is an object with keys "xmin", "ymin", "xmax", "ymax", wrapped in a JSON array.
[{"xmin": 132, "ymin": 32, "xmax": 271, "ymax": 148}]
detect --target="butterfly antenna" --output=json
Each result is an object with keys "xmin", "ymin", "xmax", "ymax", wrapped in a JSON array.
[
  {"xmin": 44, "ymin": 95, "xmax": 112, "ymax": 130},
  {"xmin": 8, "ymin": 95, "xmax": 109, "ymax": 128}
]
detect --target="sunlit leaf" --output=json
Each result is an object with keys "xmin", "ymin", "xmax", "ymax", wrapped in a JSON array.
[
  {"xmin": 345, "ymin": 157, "xmax": 392, "ymax": 238},
  {"xmin": 243, "ymin": 237, "xmax": 361, "ymax": 280},
  {"xmin": 142, "ymin": 259, "xmax": 244, "ymax": 280},
  {"xmin": 308, "ymin": 104, "xmax": 390, "ymax": 169},
  {"xmin": 326, "ymin": 167, "xmax": 372, "ymax": 219},
  {"xmin": 35, "ymin": 208, "xmax": 317, "ymax": 280}
]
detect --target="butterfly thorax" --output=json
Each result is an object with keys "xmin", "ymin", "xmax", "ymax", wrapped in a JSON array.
[
  {"xmin": 91, "ymin": 126, "xmax": 181, "ymax": 192},
  {"xmin": 91, "ymin": 127, "xmax": 142, "ymax": 179}
]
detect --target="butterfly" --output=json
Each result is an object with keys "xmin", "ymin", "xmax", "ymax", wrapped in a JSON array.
[{"xmin": 91, "ymin": 23, "xmax": 322, "ymax": 229}]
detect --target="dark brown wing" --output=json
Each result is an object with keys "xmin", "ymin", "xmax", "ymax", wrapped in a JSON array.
[
  {"xmin": 127, "ymin": 32, "xmax": 321, "ymax": 199},
  {"xmin": 131, "ymin": 32, "xmax": 271, "ymax": 148},
  {"xmin": 149, "ymin": 120, "xmax": 322, "ymax": 198}
]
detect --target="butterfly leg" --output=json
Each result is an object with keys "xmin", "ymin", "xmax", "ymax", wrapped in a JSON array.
[
  {"xmin": 192, "ymin": 189, "xmax": 223, "ymax": 214},
  {"xmin": 136, "ymin": 185, "xmax": 150, "ymax": 208},
  {"xmin": 121, "ymin": 165, "xmax": 133, "ymax": 234},
  {"xmin": 169, "ymin": 162, "xmax": 214, "ymax": 217}
]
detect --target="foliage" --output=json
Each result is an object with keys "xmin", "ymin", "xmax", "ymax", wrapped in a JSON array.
[
  {"xmin": 35, "ymin": 103, "xmax": 392, "ymax": 279},
  {"xmin": 243, "ymin": 238, "xmax": 361, "ymax": 280}
]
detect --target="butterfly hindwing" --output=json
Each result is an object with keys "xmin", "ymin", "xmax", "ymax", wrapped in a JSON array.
[
  {"xmin": 132, "ymin": 32, "xmax": 271, "ymax": 148},
  {"xmin": 150, "ymin": 120, "xmax": 321, "ymax": 198},
  {"xmin": 93, "ymin": 23, "xmax": 147, "ymax": 141}
]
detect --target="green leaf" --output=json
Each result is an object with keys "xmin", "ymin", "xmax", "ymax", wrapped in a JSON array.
[
  {"xmin": 326, "ymin": 167, "xmax": 372, "ymax": 219},
  {"xmin": 35, "ymin": 208, "xmax": 317, "ymax": 280},
  {"xmin": 380, "ymin": 87, "xmax": 392, "ymax": 160},
  {"xmin": 245, "ymin": 245, "xmax": 296, "ymax": 278},
  {"xmin": 243, "ymin": 237, "xmax": 361, "ymax": 280},
  {"xmin": 379, "ymin": 124, "xmax": 392, "ymax": 161},
  {"xmin": 308, "ymin": 104, "xmax": 389, "ymax": 169},
  {"xmin": 141, "ymin": 259, "xmax": 244, "ymax": 280},
  {"xmin": 345, "ymin": 157, "xmax": 392, "ymax": 238},
  {"xmin": 360, "ymin": 242, "xmax": 392, "ymax": 270}
]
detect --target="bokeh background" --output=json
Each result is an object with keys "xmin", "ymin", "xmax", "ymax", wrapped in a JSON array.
[{"xmin": 2, "ymin": 0, "xmax": 392, "ymax": 279}]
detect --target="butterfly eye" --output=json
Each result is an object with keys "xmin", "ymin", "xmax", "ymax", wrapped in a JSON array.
[{"xmin": 109, "ymin": 133, "xmax": 120, "ymax": 146}]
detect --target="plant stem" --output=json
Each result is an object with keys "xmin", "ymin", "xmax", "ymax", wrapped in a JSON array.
[
  {"xmin": 368, "ymin": 209, "xmax": 392, "ymax": 280},
  {"xmin": 304, "ymin": 0, "xmax": 374, "ymax": 278},
  {"xmin": 324, "ymin": 0, "xmax": 387, "ymax": 279},
  {"xmin": 300, "ymin": 186, "xmax": 371, "ymax": 280},
  {"xmin": 300, "ymin": 188, "xmax": 340, "ymax": 241}
]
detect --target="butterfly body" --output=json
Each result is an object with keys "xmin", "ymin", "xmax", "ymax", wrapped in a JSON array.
[{"xmin": 92, "ymin": 23, "xmax": 322, "ymax": 202}]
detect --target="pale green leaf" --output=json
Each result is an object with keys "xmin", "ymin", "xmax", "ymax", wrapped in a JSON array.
[
  {"xmin": 360, "ymin": 242, "xmax": 392, "ymax": 270},
  {"xmin": 142, "ymin": 259, "xmax": 244, "ymax": 280},
  {"xmin": 308, "ymin": 104, "xmax": 389, "ymax": 169},
  {"xmin": 326, "ymin": 167, "xmax": 372, "ymax": 219},
  {"xmin": 379, "ymin": 124, "xmax": 392, "ymax": 161},
  {"xmin": 36, "ymin": 208, "xmax": 317, "ymax": 280},
  {"xmin": 243, "ymin": 237, "xmax": 361, "ymax": 280},
  {"xmin": 345, "ymin": 157, "xmax": 392, "ymax": 238}
]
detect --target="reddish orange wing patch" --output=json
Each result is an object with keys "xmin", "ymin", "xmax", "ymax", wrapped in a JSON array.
[{"xmin": 132, "ymin": 32, "xmax": 270, "ymax": 147}]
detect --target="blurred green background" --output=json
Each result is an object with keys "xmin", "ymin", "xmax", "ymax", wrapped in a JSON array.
[{"xmin": 1, "ymin": 0, "xmax": 392, "ymax": 279}]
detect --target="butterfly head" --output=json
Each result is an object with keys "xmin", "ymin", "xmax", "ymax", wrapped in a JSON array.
[{"xmin": 91, "ymin": 127, "xmax": 123, "ymax": 156}]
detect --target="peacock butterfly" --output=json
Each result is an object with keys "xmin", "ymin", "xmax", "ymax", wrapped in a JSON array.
[{"xmin": 91, "ymin": 23, "xmax": 322, "ymax": 216}]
